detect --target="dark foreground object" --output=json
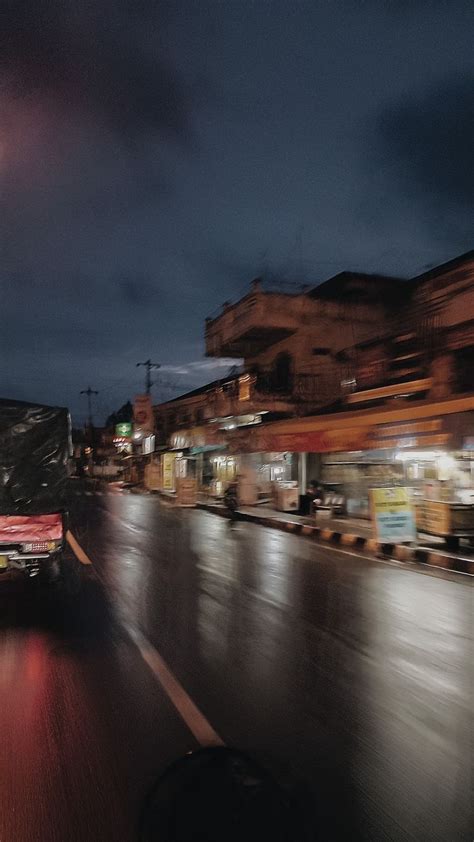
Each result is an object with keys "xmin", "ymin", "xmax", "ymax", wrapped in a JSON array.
[
  {"xmin": 0, "ymin": 398, "xmax": 70, "ymax": 514},
  {"xmin": 141, "ymin": 747, "xmax": 298, "ymax": 842}
]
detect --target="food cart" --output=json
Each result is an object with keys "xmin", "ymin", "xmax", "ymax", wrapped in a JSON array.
[{"xmin": 416, "ymin": 498, "xmax": 474, "ymax": 549}]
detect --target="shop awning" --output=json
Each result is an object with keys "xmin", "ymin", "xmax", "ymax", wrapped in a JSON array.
[
  {"xmin": 169, "ymin": 425, "xmax": 226, "ymax": 450},
  {"xmin": 266, "ymin": 395, "xmax": 474, "ymax": 434},
  {"xmin": 190, "ymin": 444, "xmax": 227, "ymax": 454},
  {"xmin": 229, "ymin": 395, "xmax": 474, "ymax": 454}
]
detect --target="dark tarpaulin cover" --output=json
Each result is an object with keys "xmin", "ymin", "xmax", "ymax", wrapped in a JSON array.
[{"xmin": 0, "ymin": 399, "xmax": 71, "ymax": 514}]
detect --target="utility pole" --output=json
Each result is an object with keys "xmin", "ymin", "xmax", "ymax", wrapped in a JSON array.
[
  {"xmin": 136, "ymin": 359, "xmax": 161, "ymax": 395},
  {"xmin": 80, "ymin": 386, "xmax": 99, "ymax": 427}
]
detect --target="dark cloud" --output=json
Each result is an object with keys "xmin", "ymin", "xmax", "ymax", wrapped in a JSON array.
[
  {"xmin": 119, "ymin": 276, "xmax": 162, "ymax": 307},
  {"xmin": 0, "ymin": 0, "xmax": 198, "ymax": 426},
  {"xmin": 0, "ymin": 0, "xmax": 194, "ymax": 238},
  {"xmin": 0, "ymin": 0, "xmax": 190, "ymax": 143},
  {"xmin": 376, "ymin": 75, "xmax": 474, "ymax": 213},
  {"xmin": 1, "ymin": 1, "xmax": 473, "ymax": 423}
]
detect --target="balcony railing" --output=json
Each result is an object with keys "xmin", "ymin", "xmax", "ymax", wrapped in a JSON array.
[
  {"xmin": 205, "ymin": 291, "xmax": 301, "ymax": 356},
  {"xmin": 199, "ymin": 370, "xmax": 338, "ymax": 421}
]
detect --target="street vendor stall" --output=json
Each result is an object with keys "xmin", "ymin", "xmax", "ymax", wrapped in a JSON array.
[{"xmin": 416, "ymin": 499, "xmax": 474, "ymax": 549}]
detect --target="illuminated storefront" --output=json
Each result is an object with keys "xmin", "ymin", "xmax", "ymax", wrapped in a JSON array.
[
  {"xmin": 168, "ymin": 426, "xmax": 227, "ymax": 491},
  {"xmin": 240, "ymin": 395, "xmax": 474, "ymax": 517}
]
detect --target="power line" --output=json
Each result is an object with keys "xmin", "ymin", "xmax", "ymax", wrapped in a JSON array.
[
  {"xmin": 136, "ymin": 359, "xmax": 161, "ymax": 395},
  {"xmin": 80, "ymin": 386, "xmax": 99, "ymax": 427}
]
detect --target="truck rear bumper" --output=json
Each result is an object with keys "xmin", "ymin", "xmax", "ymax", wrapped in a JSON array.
[{"xmin": 0, "ymin": 550, "xmax": 61, "ymax": 576}]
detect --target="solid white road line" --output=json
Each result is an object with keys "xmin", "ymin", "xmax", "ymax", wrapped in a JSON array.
[
  {"xmin": 127, "ymin": 626, "xmax": 224, "ymax": 748},
  {"xmin": 66, "ymin": 529, "xmax": 224, "ymax": 747}
]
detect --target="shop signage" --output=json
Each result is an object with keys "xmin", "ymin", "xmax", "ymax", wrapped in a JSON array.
[
  {"xmin": 226, "ymin": 426, "xmax": 374, "ymax": 454},
  {"xmin": 115, "ymin": 422, "xmax": 132, "ymax": 438},
  {"xmin": 416, "ymin": 500, "xmax": 451, "ymax": 535},
  {"xmin": 370, "ymin": 487, "xmax": 416, "ymax": 543},
  {"xmin": 144, "ymin": 462, "xmax": 161, "ymax": 491},
  {"xmin": 368, "ymin": 432, "xmax": 450, "ymax": 451},
  {"xmin": 162, "ymin": 452, "xmax": 176, "ymax": 491},
  {"xmin": 256, "ymin": 427, "xmax": 373, "ymax": 453},
  {"xmin": 133, "ymin": 394, "xmax": 154, "ymax": 432}
]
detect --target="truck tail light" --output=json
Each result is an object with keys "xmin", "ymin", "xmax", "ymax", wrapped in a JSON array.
[{"xmin": 22, "ymin": 541, "xmax": 58, "ymax": 553}]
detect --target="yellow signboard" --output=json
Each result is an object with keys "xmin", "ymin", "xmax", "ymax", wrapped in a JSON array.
[
  {"xmin": 416, "ymin": 500, "xmax": 450, "ymax": 535},
  {"xmin": 162, "ymin": 453, "xmax": 176, "ymax": 492},
  {"xmin": 144, "ymin": 462, "xmax": 162, "ymax": 492},
  {"xmin": 370, "ymin": 487, "xmax": 416, "ymax": 543}
]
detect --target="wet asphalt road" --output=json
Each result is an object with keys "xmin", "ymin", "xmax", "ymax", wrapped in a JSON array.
[{"xmin": 0, "ymin": 487, "xmax": 472, "ymax": 841}]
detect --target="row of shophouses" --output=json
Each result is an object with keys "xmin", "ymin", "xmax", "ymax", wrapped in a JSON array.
[{"xmin": 153, "ymin": 249, "xmax": 474, "ymax": 518}]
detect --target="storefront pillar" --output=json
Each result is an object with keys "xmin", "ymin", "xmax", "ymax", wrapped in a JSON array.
[
  {"xmin": 307, "ymin": 452, "xmax": 322, "ymax": 484},
  {"xmin": 196, "ymin": 452, "xmax": 204, "ymax": 489},
  {"xmin": 298, "ymin": 452, "xmax": 307, "ymax": 494}
]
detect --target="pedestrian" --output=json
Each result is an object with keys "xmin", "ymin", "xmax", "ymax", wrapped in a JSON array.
[{"xmin": 307, "ymin": 480, "xmax": 323, "ymax": 512}]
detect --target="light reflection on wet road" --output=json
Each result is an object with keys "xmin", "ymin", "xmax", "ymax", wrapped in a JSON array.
[{"xmin": 0, "ymin": 490, "xmax": 472, "ymax": 841}]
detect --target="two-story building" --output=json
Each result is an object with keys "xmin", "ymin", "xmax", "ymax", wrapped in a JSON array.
[
  {"xmin": 258, "ymin": 251, "xmax": 474, "ymax": 517},
  {"xmin": 155, "ymin": 271, "xmax": 406, "ymax": 494},
  {"xmin": 154, "ymin": 250, "xmax": 474, "ymax": 510},
  {"xmin": 204, "ymin": 274, "xmax": 406, "ymax": 414}
]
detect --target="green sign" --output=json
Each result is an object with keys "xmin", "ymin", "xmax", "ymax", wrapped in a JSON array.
[{"xmin": 115, "ymin": 422, "xmax": 132, "ymax": 438}]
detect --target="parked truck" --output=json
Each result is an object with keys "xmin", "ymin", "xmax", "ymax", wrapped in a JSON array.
[{"xmin": 0, "ymin": 399, "xmax": 79, "ymax": 590}]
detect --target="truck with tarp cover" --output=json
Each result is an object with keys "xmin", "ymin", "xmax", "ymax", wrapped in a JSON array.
[{"xmin": 0, "ymin": 398, "xmax": 78, "ymax": 588}]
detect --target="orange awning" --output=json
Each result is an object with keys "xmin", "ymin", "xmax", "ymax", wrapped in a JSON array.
[{"xmin": 266, "ymin": 395, "xmax": 474, "ymax": 435}]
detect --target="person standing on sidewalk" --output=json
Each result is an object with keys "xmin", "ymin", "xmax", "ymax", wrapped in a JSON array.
[{"xmin": 300, "ymin": 480, "xmax": 323, "ymax": 515}]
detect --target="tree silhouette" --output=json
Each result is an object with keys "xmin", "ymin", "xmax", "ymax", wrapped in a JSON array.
[{"xmin": 106, "ymin": 400, "xmax": 133, "ymax": 428}]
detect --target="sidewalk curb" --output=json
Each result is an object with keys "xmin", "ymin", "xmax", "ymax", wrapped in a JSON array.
[{"xmin": 196, "ymin": 502, "xmax": 473, "ymax": 576}]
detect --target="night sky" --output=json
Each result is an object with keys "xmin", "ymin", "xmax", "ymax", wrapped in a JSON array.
[{"xmin": 2, "ymin": 0, "xmax": 473, "ymax": 424}]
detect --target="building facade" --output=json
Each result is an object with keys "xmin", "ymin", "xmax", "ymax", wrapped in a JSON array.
[{"xmin": 154, "ymin": 251, "xmax": 474, "ymax": 513}]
